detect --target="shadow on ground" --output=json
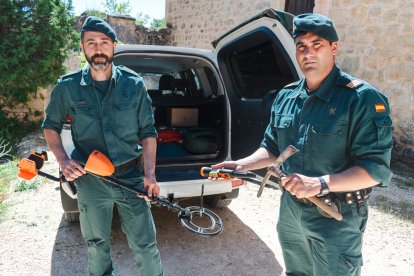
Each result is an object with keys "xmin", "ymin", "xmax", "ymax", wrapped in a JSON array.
[{"xmin": 50, "ymin": 199, "xmax": 283, "ymax": 276}]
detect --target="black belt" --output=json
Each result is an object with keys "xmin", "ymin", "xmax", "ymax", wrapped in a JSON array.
[
  {"xmin": 114, "ymin": 157, "xmax": 140, "ymax": 173},
  {"xmin": 334, "ymin": 187, "xmax": 372, "ymax": 204},
  {"xmin": 295, "ymin": 188, "xmax": 372, "ymax": 207}
]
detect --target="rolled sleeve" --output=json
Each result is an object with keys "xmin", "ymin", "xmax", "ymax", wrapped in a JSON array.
[
  {"xmin": 260, "ymin": 124, "xmax": 280, "ymax": 157},
  {"xmin": 260, "ymin": 105, "xmax": 280, "ymax": 157},
  {"xmin": 41, "ymin": 83, "xmax": 67, "ymax": 134},
  {"xmin": 350, "ymin": 88, "xmax": 393, "ymax": 186},
  {"xmin": 41, "ymin": 117, "xmax": 64, "ymax": 134}
]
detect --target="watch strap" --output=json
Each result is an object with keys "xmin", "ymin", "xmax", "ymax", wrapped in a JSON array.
[{"xmin": 317, "ymin": 177, "xmax": 329, "ymax": 197}]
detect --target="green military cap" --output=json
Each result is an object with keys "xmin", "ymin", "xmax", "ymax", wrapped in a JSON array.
[
  {"xmin": 293, "ymin": 13, "xmax": 338, "ymax": 42},
  {"xmin": 81, "ymin": 16, "xmax": 118, "ymax": 42}
]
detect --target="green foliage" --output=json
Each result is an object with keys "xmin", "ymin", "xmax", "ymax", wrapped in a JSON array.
[
  {"xmin": 103, "ymin": 0, "xmax": 131, "ymax": 15},
  {"xmin": 0, "ymin": 161, "xmax": 17, "ymax": 220},
  {"xmin": 0, "ymin": 0, "xmax": 79, "ymax": 103},
  {"xmin": 150, "ymin": 18, "xmax": 167, "ymax": 29},
  {"xmin": 83, "ymin": 9, "xmax": 108, "ymax": 19},
  {"xmin": 136, "ymin": 12, "xmax": 150, "ymax": 26},
  {"xmin": 15, "ymin": 180, "xmax": 40, "ymax": 192},
  {"xmin": 0, "ymin": 161, "xmax": 17, "ymax": 195},
  {"xmin": 79, "ymin": 52, "xmax": 87, "ymax": 69},
  {"xmin": 136, "ymin": 13, "xmax": 166, "ymax": 30}
]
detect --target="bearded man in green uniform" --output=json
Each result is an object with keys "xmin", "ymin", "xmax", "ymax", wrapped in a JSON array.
[
  {"xmin": 42, "ymin": 16, "xmax": 163, "ymax": 276},
  {"xmin": 213, "ymin": 13, "xmax": 392, "ymax": 275}
]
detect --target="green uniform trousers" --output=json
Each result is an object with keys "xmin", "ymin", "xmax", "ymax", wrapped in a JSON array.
[
  {"xmin": 277, "ymin": 192, "xmax": 368, "ymax": 276},
  {"xmin": 75, "ymin": 169, "xmax": 163, "ymax": 276}
]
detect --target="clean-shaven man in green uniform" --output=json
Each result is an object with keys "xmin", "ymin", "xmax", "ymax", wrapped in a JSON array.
[
  {"xmin": 213, "ymin": 13, "xmax": 392, "ymax": 275},
  {"xmin": 42, "ymin": 16, "xmax": 163, "ymax": 276}
]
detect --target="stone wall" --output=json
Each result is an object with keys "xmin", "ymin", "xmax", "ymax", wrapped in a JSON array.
[
  {"xmin": 166, "ymin": 0, "xmax": 285, "ymax": 48},
  {"xmin": 76, "ymin": 14, "xmax": 172, "ymax": 45},
  {"xmin": 165, "ymin": 0, "xmax": 414, "ymax": 163}
]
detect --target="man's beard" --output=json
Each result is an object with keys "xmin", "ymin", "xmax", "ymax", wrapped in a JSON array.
[{"xmin": 86, "ymin": 53, "xmax": 113, "ymax": 71}]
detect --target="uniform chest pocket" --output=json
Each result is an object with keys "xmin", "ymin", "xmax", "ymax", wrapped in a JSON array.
[
  {"xmin": 71, "ymin": 105, "xmax": 98, "ymax": 141},
  {"xmin": 113, "ymin": 101, "xmax": 139, "ymax": 139},
  {"xmin": 311, "ymin": 121, "xmax": 347, "ymax": 136},
  {"xmin": 309, "ymin": 120, "xmax": 349, "ymax": 166},
  {"xmin": 114, "ymin": 101, "xmax": 137, "ymax": 111},
  {"xmin": 273, "ymin": 115, "xmax": 294, "ymax": 150}
]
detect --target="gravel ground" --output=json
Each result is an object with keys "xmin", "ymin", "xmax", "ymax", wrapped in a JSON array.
[{"xmin": 0, "ymin": 133, "xmax": 413, "ymax": 275}]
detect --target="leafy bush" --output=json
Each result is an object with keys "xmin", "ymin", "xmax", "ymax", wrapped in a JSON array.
[
  {"xmin": 14, "ymin": 180, "xmax": 40, "ymax": 192},
  {"xmin": 0, "ymin": 0, "xmax": 79, "ymax": 103}
]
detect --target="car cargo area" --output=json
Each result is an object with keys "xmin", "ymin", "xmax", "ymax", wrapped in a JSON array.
[{"xmin": 114, "ymin": 52, "xmax": 228, "ymax": 165}]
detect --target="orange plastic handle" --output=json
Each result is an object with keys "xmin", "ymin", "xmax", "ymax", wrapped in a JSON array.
[{"xmin": 17, "ymin": 158, "xmax": 37, "ymax": 180}]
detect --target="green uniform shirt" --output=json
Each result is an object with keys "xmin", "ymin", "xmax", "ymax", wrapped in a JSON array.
[
  {"xmin": 261, "ymin": 65, "xmax": 393, "ymax": 186},
  {"xmin": 42, "ymin": 64, "xmax": 157, "ymax": 167}
]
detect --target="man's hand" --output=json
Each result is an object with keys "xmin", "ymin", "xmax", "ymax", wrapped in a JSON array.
[
  {"xmin": 281, "ymin": 173, "xmax": 321, "ymax": 198},
  {"xmin": 211, "ymin": 160, "xmax": 250, "ymax": 172},
  {"xmin": 142, "ymin": 174, "xmax": 160, "ymax": 200},
  {"xmin": 60, "ymin": 159, "xmax": 86, "ymax": 181},
  {"xmin": 209, "ymin": 161, "xmax": 240, "ymax": 181}
]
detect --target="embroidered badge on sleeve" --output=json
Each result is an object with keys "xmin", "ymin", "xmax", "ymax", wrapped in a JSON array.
[{"xmin": 375, "ymin": 104, "xmax": 386, "ymax": 112}]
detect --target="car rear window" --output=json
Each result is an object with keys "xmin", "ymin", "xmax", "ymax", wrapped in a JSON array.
[{"xmin": 229, "ymin": 41, "xmax": 294, "ymax": 99}]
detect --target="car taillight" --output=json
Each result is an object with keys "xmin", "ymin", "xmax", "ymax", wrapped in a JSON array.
[{"xmin": 231, "ymin": 178, "xmax": 244, "ymax": 188}]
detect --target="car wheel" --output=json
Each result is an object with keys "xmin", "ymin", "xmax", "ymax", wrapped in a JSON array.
[
  {"xmin": 205, "ymin": 188, "xmax": 239, "ymax": 208},
  {"xmin": 205, "ymin": 196, "xmax": 233, "ymax": 208},
  {"xmin": 64, "ymin": 211, "xmax": 79, "ymax": 223}
]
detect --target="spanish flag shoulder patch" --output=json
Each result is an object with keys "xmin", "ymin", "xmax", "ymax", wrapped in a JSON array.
[
  {"xmin": 375, "ymin": 104, "xmax": 386, "ymax": 112},
  {"xmin": 346, "ymin": 79, "xmax": 362, "ymax": 89}
]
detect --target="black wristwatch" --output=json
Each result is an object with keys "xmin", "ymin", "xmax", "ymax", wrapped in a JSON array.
[{"xmin": 317, "ymin": 177, "xmax": 330, "ymax": 197}]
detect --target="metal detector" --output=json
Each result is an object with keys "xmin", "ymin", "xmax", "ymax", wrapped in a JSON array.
[{"xmin": 17, "ymin": 150, "xmax": 224, "ymax": 236}]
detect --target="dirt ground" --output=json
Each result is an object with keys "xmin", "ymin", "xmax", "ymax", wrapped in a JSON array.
[{"xmin": 0, "ymin": 133, "xmax": 413, "ymax": 275}]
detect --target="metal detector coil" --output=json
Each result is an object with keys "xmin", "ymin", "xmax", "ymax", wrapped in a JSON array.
[{"xmin": 179, "ymin": 206, "xmax": 223, "ymax": 236}]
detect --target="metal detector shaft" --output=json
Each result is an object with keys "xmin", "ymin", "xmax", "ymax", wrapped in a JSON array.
[
  {"xmin": 87, "ymin": 172, "xmax": 186, "ymax": 213},
  {"xmin": 88, "ymin": 172, "xmax": 224, "ymax": 236},
  {"xmin": 37, "ymin": 171, "xmax": 61, "ymax": 182}
]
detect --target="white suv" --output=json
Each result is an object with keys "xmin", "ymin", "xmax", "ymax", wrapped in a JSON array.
[{"xmin": 60, "ymin": 9, "xmax": 302, "ymax": 222}]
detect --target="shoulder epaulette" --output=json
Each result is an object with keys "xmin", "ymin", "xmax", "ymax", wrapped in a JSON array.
[
  {"xmin": 60, "ymin": 69, "xmax": 81, "ymax": 79},
  {"xmin": 338, "ymin": 71, "xmax": 364, "ymax": 91},
  {"xmin": 284, "ymin": 80, "xmax": 301, "ymax": 88},
  {"xmin": 346, "ymin": 79, "xmax": 363, "ymax": 89}
]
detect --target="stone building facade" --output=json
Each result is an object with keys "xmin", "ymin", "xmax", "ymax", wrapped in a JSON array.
[{"xmin": 165, "ymin": 0, "xmax": 414, "ymax": 163}]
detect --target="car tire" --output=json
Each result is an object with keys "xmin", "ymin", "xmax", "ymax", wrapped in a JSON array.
[
  {"xmin": 64, "ymin": 211, "xmax": 79, "ymax": 223},
  {"xmin": 206, "ymin": 197, "xmax": 233, "ymax": 208},
  {"xmin": 205, "ymin": 188, "xmax": 239, "ymax": 208}
]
